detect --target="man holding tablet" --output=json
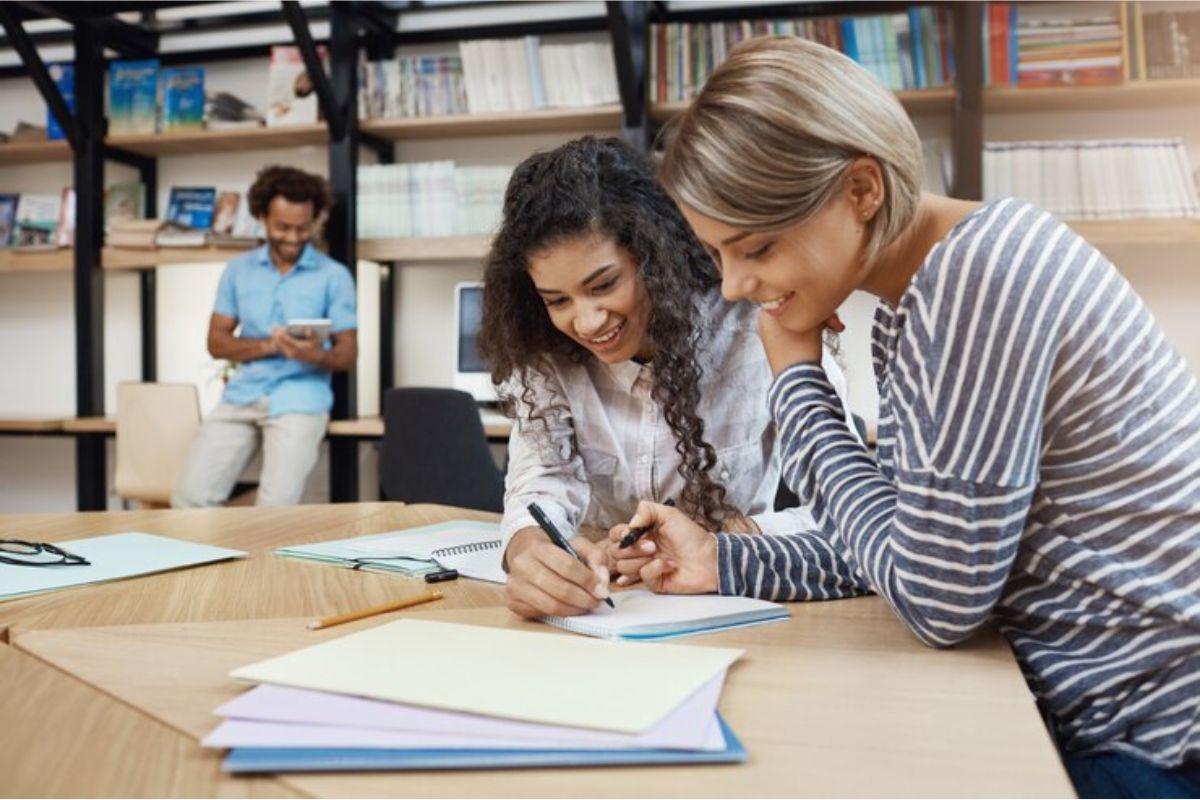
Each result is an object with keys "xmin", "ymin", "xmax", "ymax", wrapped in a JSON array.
[{"xmin": 172, "ymin": 166, "xmax": 357, "ymax": 508}]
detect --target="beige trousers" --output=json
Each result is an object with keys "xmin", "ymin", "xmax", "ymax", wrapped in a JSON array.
[{"xmin": 171, "ymin": 399, "xmax": 328, "ymax": 508}]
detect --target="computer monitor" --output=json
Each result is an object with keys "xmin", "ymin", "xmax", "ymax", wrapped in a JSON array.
[{"xmin": 453, "ymin": 282, "xmax": 497, "ymax": 403}]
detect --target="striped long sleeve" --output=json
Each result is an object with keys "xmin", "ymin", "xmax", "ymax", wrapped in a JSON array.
[{"xmin": 719, "ymin": 199, "xmax": 1200, "ymax": 767}]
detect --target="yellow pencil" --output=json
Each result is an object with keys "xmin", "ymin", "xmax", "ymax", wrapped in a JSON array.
[{"xmin": 306, "ymin": 590, "xmax": 444, "ymax": 630}]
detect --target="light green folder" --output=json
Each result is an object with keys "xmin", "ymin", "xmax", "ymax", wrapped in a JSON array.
[
  {"xmin": 0, "ymin": 532, "xmax": 246, "ymax": 601},
  {"xmin": 231, "ymin": 618, "xmax": 743, "ymax": 734}
]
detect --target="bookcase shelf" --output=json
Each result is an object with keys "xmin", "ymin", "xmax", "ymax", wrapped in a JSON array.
[
  {"xmin": 649, "ymin": 87, "xmax": 956, "ymax": 124},
  {"xmin": 0, "ymin": 248, "xmax": 73, "ymax": 272},
  {"xmin": 105, "ymin": 124, "xmax": 328, "ymax": 156},
  {"xmin": 357, "ymin": 235, "xmax": 493, "ymax": 263},
  {"xmin": 0, "ymin": 246, "xmax": 254, "ymax": 273},
  {"xmin": 0, "ymin": 139, "xmax": 72, "ymax": 165},
  {"xmin": 360, "ymin": 105, "xmax": 624, "ymax": 141},
  {"xmin": 985, "ymin": 78, "xmax": 1200, "ymax": 113},
  {"xmin": 1066, "ymin": 218, "xmax": 1200, "ymax": 246}
]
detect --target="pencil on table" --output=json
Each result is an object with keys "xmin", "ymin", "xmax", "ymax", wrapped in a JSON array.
[{"xmin": 307, "ymin": 590, "xmax": 444, "ymax": 630}]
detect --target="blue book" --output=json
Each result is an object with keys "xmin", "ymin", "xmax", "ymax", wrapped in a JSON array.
[
  {"xmin": 165, "ymin": 186, "xmax": 217, "ymax": 229},
  {"xmin": 162, "ymin": 66, "xmax": 205, "ymax": 130},
  {"xmin": 109, "ymin": 59, "xmax": 159, "ymax": 135},
  {"xmin": 840, "ymin": 17, "xmax": 858, "ymax": 62},
  {"xmin": 224, "ymin": 714, "xmax": 747, "ymax": 773},
  {"xmin": 908, "ymin": 7, "xmax": 927, "ymax": 89},
  {"xmin": 46, "ymin": 62, "xmax": 74, "ymax": 141},
  {"xmin": 0, "ymin": 193, "xmax": 17, "ymax": 248}
]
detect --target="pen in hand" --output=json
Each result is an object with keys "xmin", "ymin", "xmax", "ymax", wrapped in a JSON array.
[
  {"xmin": 527, "ymin": 502, "xmax": 615, "ymax": 608},
  {"xmin": 619, "ymin": 498, "xmax": 676, "ymax": 549}
]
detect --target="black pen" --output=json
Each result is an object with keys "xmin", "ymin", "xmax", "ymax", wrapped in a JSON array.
[
  {"xmin": 618, "ymin": 498, "xmax": 677, "ymax": 549},
  {"xmin": 526, "ymin": 502, "xmax": 614, "ymax": 608}
]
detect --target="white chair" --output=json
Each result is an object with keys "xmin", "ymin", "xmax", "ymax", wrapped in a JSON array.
[{"xmin": 114, "ymin": 382, "xmax": 201, "ymax": 508}]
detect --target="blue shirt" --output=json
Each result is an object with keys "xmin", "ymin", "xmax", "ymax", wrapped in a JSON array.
[{"xmin": 213, "ymin": 243, "xmax": 356, "ymax": 416}]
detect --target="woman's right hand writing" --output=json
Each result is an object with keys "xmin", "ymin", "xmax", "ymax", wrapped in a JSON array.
[
  {"xmin": 504, "ymin": 527, "xmax": 611, "ymax": 618},
  {"xmin": 607, "ymin": 501, "xmax": 719, "ymax": 594}
]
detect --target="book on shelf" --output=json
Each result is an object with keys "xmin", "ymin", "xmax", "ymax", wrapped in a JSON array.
[
  {"xmin": 208, "ymin": 189, "xmax": 264, "ymax": 246},
  {"xmin": 107, "ymin": 218, "xmax": 164, "ymax": 249},
  {"xmin": 155, "ymin": 220, "xmax": 209, "ymax": 248},
  {"xmin": 9, "ymin": 122, "xmax": 48, "ymax": 142},
  {"xmin": 162, "ymin": 66, "xmax": 205, "ymax": 131},
  {"xmin": 359, "ymin": 55, "xmax": 469, "ymax": 119},
  {"xmin": 56, "ymin": 187, "xmax": 75, "ymax": 248},
  {"xmin": 356, "ymin": 162, "xmax": 510, "ymax": 239},
  {"xmin": 0, "ymin": 194, "xmax": 17, "ymax": 248},
  {"xmin": 12, "ymin": 193, "xmax": 61, "ymax": 249},
  {"xmin": 455, "ymin": 37, "xmax": 619, "ymax": 115},
  {"xmin": 104, "ymin": 181, "xmax": 146, "ymax": 230},
  {"xmin": 1137, "ymin": 3, "xmax": 1200, "ymax": 80},
  {"xmin": 1003, "ymin": 1, "xmax": 1125, "ymax": 88},
  {"xmin": 46, "ymin": 62, "xmax": 75, "ymax": 141},
  {"xmin": 268, "ymin": 45, "xmax": 326, "ymax": 127},
  {"xmin": 166, "ymin": 186, "xmax": 217, "ymax": 230},
  {"xmin": 108, "ymin": 59, "xmax": 159, "ymax": 135},
  {"xmin": 648, "ymin": 6, "xmax": 955, "ymax": 103},
  {"xmin": 205, "ymin": 91, "xmax": 265, "ymax": 129}
]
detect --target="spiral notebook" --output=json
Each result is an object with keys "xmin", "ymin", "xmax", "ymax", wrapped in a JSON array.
[
  {"xmin": 540, "ymin": 590, "xmax": 789, "ymax": 640},
  {"xmin": 275, "ymin": 521, "xmax": 506, "ymax": 584}
]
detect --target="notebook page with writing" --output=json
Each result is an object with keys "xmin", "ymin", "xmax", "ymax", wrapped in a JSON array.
[{"xmin": 539, "ymin": 589, "xmax": 789, "ymax": 640}]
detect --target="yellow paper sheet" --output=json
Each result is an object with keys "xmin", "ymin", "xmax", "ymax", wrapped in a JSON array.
[{"xmin": 231, "ymin": 619, "xmax": 742, "ymax": 734}]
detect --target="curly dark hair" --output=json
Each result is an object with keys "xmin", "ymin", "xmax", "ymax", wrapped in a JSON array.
[
  {"xmin": 247, "ymin": 165, "xmax": 331, "ymax": 219},
  {"xmin": 479, "ymin": 136, "xmax": 740, "ymax": 531}
]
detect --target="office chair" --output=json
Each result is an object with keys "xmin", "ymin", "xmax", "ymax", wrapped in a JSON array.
[
  {"xmin": 774, "ymin": 413, "xmax": 870, "ymax": 511},
  {"xmin": 114, "ymin": 382, "xmax": 202, "ymax": 509},
  {"xmin": 380, "ymin": 387, "xmax": 505, "ymax": 512}
]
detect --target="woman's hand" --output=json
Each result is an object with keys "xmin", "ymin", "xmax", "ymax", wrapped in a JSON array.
[
  {"xmin": 757, "ymin": 311, "xmax": 844, "ymax": 376},
  {"xmin": 504, "ymin": 527, "xmax": 610, "ymax": 618},
  {"xmin": 607, "ymin": 501, "xmax": 719, "ymax": 594}
]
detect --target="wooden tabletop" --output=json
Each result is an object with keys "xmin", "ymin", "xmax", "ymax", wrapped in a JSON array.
[{"xmin": 0, "ymin": 504, "xmax": 1075, "ymax": 798}]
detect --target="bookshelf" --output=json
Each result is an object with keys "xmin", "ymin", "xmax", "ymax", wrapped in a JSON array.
[
  {"xmin": 0, "ymin": 139, "xmax": 71, "ymax": 165},
  {"xmin": 984, "ymin": 77, "xmax": 1200, "ymax": 113},
  {"xmin": 649, "ymin": 87, "xmax": 956, "ymax": 123},
  {"xmin": 0, "ymin": 246, "xmax": 257, "ymax": 273},
  {"xmin": 106, "ymin": 123, "xmax": 329, "ymax": 156},
  {"xmin": 361, "ymin": 105, "xmax": 623, "ymax": 141}
]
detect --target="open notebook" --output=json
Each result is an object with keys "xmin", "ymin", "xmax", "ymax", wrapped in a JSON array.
[
  {"xmin": 276, "ymin": 521, "xmax": 506, "ymax": 584},
  {"xmin": 540, "ymin": 589, "xmax": 789, "ymax": 640}
]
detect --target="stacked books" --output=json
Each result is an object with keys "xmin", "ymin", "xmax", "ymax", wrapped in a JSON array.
[
  {"xmin": 357, "ymin": 162, "xmax": 511, "ymax": 238},
  {"xmin": 107, "ymin": 219, "xmax": 164, "ymax": 249},
  {"xmin": 983, "ymin": 138, "xmax": 1200, "ymax": 219},
  {"xmin": 649, "ymin": 7, "xmax": 955, "ymax": 103},
  {"xmin": 204, "ymin": 618, "xmax": 749, "ymax": 772}
]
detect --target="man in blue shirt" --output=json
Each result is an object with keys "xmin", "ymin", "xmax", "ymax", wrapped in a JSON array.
[{"xmin": 172, "ymin": 166, "xmax": 357, "ymax": 507}]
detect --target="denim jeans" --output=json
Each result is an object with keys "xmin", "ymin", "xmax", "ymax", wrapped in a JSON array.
[{"xmin": 1065, "ymin": 751, "xmax": 1200, "ymax": 799}]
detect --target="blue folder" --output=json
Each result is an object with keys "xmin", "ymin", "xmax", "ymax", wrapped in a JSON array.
[{"xmin": 223, "ymin": 714, "xmax": 746, "ymax": 773}]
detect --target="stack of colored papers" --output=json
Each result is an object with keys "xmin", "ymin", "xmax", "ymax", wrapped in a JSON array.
[{"xmin": 207, "ymin": 618, "xmax": 748, "ymax": 772}]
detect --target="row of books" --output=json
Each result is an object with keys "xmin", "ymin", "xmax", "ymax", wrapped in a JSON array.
[
  {"xmin": 648, "ymin": 7, "xmax": 956, "ymax": 103},
  {"xmin": 983, "ymin": 138, "xmax": 1200, "ymax": 219},
  {"xmin": 359, "ymin": 38, "xmax": 619, "ymax": 119},
  {"xmin": 0, "ymin": 191, "xmax": 72, "ymax": 249},
  {"xmin": 357, "ymin": 162, "xmax": 512, "ymax": 238},
  {"xmin": 983, "ymin": 2, "xmax": 1124, "ymax": 88}
]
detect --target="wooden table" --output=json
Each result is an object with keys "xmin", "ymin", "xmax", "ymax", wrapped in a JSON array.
[{"xmin": 0, "ymin": 504, "xmax": 1075, "ymax": 798}]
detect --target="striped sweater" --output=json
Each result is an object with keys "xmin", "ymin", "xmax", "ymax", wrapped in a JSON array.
[{"xmin": 716, "ymin": 198, "xmax": 1200, "ymax": 767}]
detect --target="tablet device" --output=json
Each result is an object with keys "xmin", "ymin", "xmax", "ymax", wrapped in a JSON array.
[{"xmin": 286, "ymin": 318, "xmax": 332, "ymax": 343}]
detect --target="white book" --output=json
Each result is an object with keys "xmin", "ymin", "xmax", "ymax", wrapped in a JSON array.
[{"xmin": 539, "ymin": 590, "xmax": 789, "ymax": 641}]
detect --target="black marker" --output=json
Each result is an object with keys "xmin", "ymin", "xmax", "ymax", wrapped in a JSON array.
[
  {"xmin": 425, "ymin": 568, "xmax": 459, "ymax": 583},
  {"xmin": 527, "ymin": 502, "xmax": 614, "ymax": 608},
  {"xmin": 619, "ymin": 498, "xmax": 677, "ymax": 549}
]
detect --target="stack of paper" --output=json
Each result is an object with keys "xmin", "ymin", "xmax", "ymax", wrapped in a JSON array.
[
  {"xmin": 207, "ymin": 618, "xmax": 747, "ymax": 772},
  {"xmin": 275, "ymin": 521, "xmax": 506, "ymax": 584}
]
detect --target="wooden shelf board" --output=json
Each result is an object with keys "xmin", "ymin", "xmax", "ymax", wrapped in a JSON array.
[
  {"xmin": 357, "ymin": 235, "xmax": 492, "ymax": 262},
  {"xmin": 649, "ymin": 87, "xmax": 955, "ymax": 123},
  {"xmin": 327, "ymin": 415, "xmax": 511, "ymax": 439},
  {"xmin": 1066, "ymin": 218, "xmax": 1200, "ymax": 245},
  {"xmin": 0, "ymin": 139, "xmax": 72, "ymax": 166},
  {"xmin": 61, "ymin": 417, "xmax": 115, "ymax": 434},
  {"xmin": 985, "ymin": 78, "xmax": 1200, "ymax": 113},
  {"xmin": 0, "ymin": 248, "xmax": 73, "ymax": 272},
  {"xmin": 106, "ymin": 124, "xmax": 328, "ymax": 156},
  {"xmin": 0, "ymin": 417, "xmax": 66, "ymax": 433},
  {"xmin": 361, "ymin": 105, "xmax": 623, "ymax": 141},
  {"xmin": 102, "ymin": 245, "xmax": 250, "ymax": 270}
]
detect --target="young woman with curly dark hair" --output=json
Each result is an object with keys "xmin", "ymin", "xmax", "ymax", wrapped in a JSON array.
[{"xmin": 480, "ymin": 136, "xmax": 849, "ymax": 619}]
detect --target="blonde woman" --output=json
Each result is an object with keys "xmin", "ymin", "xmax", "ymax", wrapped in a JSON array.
[{"xmin": 609, "ymin": 36, "xmax": 1200, "ymax": 797}]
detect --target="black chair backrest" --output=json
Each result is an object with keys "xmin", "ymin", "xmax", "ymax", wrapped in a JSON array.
[{"xmin": 380, "ymin": 387, "xmax": 505, "ymax": 512}]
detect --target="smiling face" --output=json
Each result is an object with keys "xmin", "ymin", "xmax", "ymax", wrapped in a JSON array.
[
  {"xmin": 527, "ymin": 233, "xmax": 654, "ymax": 364},
  {"xmin": 679, "ymin": 163, "xmax": 881, "ymax": 334},
  {"xmin": 262, "ymin": 195, "xmax": 315, "ymax": 271}
]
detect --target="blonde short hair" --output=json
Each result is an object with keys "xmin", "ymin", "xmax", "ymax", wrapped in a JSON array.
[{"xmin": 660, "ymin": 36, "xmax": 923, "ymax": 258}]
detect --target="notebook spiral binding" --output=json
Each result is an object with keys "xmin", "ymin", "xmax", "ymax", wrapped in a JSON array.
[{"xmin": 432, "ymin": 539, "xmax": 501, "ymax": 558}]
